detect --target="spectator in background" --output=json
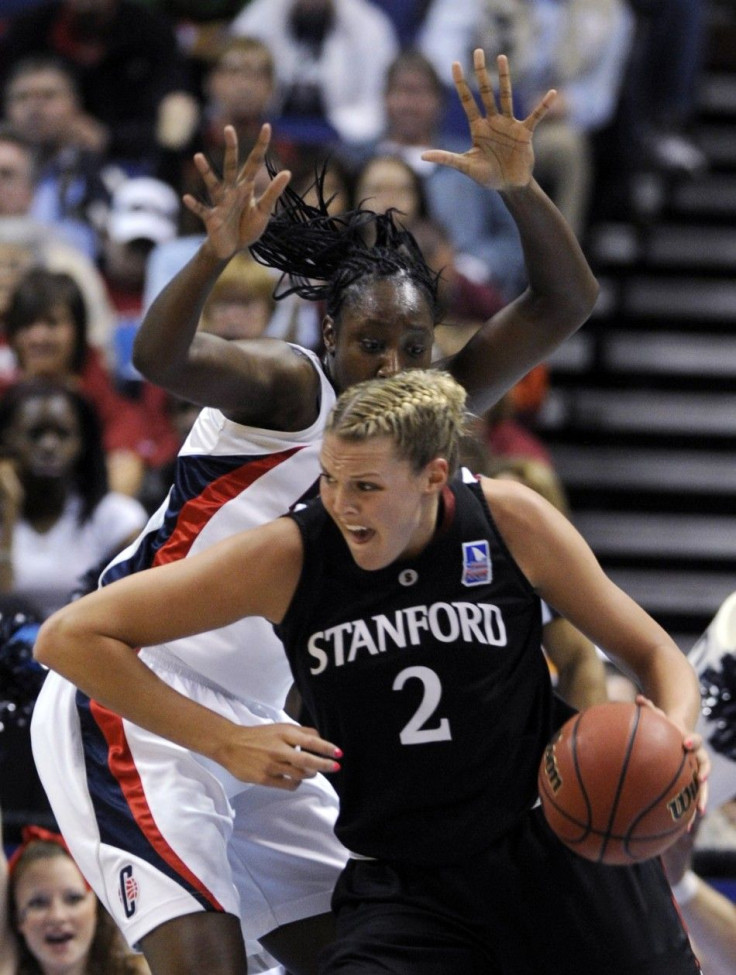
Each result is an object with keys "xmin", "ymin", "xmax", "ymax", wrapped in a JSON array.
[
  {"xmin": 625, "ymin": 0, "xmax": 707, "ymax": 176},
  {"xmin": 99, "ymin": 175, "xmax": 181, "ymax": 382},
  {"xmin": 2, "ymin": 813, "xmax": 151, "ymax": 974},
  {"xmin": 230, "ymin": 0, "xmax": 400, "ymax": 145},
  {"xmin": 131, "ymin": 0, "xmax": 257, "ymax": 96},
  {"xmin": 2, "ymin": 56, "xmax": 112, "ymax": 261},
  {"xmin": 353, "ymin": 152, "xmax": 429, "ymax": 222},
  {"xmin": 0, "ymin": 806, "xmax": 20, "ymax": 974},
  {"xmin": 418, "ymin": 0, "xmax": 636, "ymax": 238},
  {"xmin": 369, "ymin": 0, "xmax": 437, "ymax": 47},
  {"xmin": 0, "ymin": 0, "xmax": 200, "ymax": 175},
  {"xmin": 480, "ymin": 390, "xmax": 557, "ymax": 468},
  {"xmin": 593, "ymin": 0, "xmax": 708, "ymax": 220},
  {"xmin": 0, "ymin": 127, "xmax": 116, "ymax": 367},
  {"xmin": 166, "ymin": 35, "xmax": 308, "ymax": 233},
  {"xmin": 1, "ymin": 268, "xmax": 150, "ymax": 496},
  {"xmin": 407, "ymin": 215, "xmax": 506, "ymax": 354},
  {"xmin": 342, "ymin": 48, "xmax": 527, "ymax": 299},
  {"xmin": 96, "ymin": 177, "xmax": 184, "ymax": 477},
  {"xmin": 198, "ymin": 252, "xmax": 277, "ymax": 341},
  {"xmin": 0, "ymin": 379, "xmax": 147, "ymax": 619}
]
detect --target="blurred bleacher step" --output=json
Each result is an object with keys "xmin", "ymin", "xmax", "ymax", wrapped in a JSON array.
[
  {"xmin": 549, "ymin": 444, "xmax": 736, "ymax": 499},
  {"xmin": 542, "ymin": 0, "xmax": 736, "ymax": 641}
]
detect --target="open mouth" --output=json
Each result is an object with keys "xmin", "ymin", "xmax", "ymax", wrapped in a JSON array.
[
  {"xmin": 345, "ymin": 525, "xmax": 374, "ymax": 544},
  {"xmin": 45, "ymin": 932, "xmax": 74, "ymax": 945}
]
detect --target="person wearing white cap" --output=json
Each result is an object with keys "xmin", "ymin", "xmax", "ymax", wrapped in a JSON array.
[
  {"xmin": 106, "ymin": 177, "xmax": 181, "ymax": 249},
  {"xmin": 99, "ymin": 176, "xmax": 184, "ymax": 473}
]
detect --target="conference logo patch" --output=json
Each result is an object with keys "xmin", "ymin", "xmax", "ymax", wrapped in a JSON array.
[{"xmin": 461, "ymin": 540, "xmax": 491, "ymax": 586}]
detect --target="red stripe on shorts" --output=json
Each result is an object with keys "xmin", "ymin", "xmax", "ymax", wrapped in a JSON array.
[{"xmin": 89, "ymin": 699, "xmax": 225, "ymax": 910}]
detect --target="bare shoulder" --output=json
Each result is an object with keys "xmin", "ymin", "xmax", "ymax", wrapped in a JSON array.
[{"xmin": 479, "ymin": 474, "xmax": 553, "ymax": 534}]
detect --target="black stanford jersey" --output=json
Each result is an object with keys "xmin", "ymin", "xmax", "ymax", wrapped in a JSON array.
[{"xmin": 276, "ymin": 469, "xmax": 557, "ymax": 865}]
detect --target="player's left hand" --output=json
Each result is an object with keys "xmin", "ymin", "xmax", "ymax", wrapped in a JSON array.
[
  {"xmin": 421, "ymin": 50, "xmax": 555, "ymax": 191},
  {"xmin": 636, "ymin": 694, "xmax": 710, "ymax": 815}
]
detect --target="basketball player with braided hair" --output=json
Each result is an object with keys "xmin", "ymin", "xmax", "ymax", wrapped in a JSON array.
[
  {"xmin": 36, "ymin": 369, "xmax": 708, "ymax": 974},
  {"xmin": 30, "ymin": 51, "xmax": 598, "ymax": 975}
]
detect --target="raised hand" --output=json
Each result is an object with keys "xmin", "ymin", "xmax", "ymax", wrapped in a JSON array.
[
  {"xmin": 183, "ymin": 123, "xmax": 291, "ymax": 261},
  {"xmin": 422, "ymin": 50, "xmax": 556, "ymax": 190}
]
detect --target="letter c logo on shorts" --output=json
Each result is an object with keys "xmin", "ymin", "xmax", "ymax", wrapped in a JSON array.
[{"xmin": 119, "ymin": 864, "xmax": 139, "ymax": 918}]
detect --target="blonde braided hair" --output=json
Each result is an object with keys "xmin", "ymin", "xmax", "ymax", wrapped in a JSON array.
[{"xmin": 325, "ymin": 370, "xmax": 468, "ymax": 474}]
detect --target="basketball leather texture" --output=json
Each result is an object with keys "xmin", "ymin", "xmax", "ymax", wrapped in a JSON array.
[{"xmin": 538, "ymin": 701, "xmax": 699, "ymax": 865}]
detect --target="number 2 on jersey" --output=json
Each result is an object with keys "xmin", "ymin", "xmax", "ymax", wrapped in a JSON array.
[{"xmin": 393, "ymin": 665, "xmax": 452, "ymax": 745}]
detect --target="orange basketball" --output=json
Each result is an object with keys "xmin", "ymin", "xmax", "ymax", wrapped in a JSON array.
[{"xmin": 538, "ymin": 701, "xmax": 699, "ymax": 865}]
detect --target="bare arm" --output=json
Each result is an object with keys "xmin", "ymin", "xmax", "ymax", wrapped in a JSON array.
[
  {"xmin": 132, "ymin": 125, "xmax": 320, "ymax": 429},
  {"xmin": 482, "ymin": 476, "xmax": 709, "ymax": 801},
  {"xmin": 423, "ymin": 51, "xmax": 599, "ymax": 415},
  {"xmin": 34, "ymin": 518, "xmax": 341, "ymax": 789},
  {"xmin": 542, "ymin": 615, "xmax": 609, "ymax": 711}
]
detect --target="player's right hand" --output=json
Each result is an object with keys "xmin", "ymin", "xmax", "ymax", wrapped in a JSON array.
[{"xmin": 183, "ymin": 123, "xmax": 290, "ymax": 261}]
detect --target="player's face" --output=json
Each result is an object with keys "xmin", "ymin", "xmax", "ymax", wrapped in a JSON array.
[
  {"xmin": 319, "ymin": 432, "xmax": 445, "ymax": 571},
  {"xmin": 15, "ymin": 856, "xmax": 97, "ymax": 973},
  {"xmin": 323, "ymin": 278, "xmax": 434, "ymax": 393}
]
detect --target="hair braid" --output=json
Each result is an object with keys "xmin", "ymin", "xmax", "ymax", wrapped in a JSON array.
[
  {"xmin": 250, "ymin": 159, "xmax": 441, "ymax": 322},
  {"xmin": 326, "ymin": 370, "xmax": 468, "ymax": 472}
]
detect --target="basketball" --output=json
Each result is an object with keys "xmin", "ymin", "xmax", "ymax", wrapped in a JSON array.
[{"xmin": 538, "ymin": 701, "xmax": 699, "ymax": 865}]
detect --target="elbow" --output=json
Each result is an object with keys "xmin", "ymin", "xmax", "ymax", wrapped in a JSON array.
[
  {"xmin": 131, "ymin": 336, "xmax": 161, "ymax": 383},
  {"xmin": 582, "ymin": 274, "xmax": 601, "ymax": 320},
  {"xmin": 550, "ymin": 273, "xmax": 600, "ymax": 338},
  {"xmin": 34, "ymin": 612, "xmax": 72, "ymax": 670},
  {"xmin": 565, "ymin": 273, "xmax": 600, "ymax": 331}
]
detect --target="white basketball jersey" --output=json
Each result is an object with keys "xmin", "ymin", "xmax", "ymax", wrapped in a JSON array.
[{"xmin": 102, "ymin": 349, "xmax": 335, "ymax": 707}]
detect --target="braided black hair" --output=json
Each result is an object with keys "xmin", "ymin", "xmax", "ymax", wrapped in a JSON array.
[{"xmin": 249, "ymin": 160, "xmax": 441, "ymax": 324}]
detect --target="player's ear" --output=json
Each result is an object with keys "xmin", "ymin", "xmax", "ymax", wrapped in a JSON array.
[
  {"xmin": 424, "ymin": 457, "xmax": 449, "ymax": 493},
  {"xmin": 322, "ymin": 316, "xmax": 337, "ymax": 356}
]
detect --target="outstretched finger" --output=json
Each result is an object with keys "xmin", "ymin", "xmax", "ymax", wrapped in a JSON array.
[
  {"xmin": 473, "ymin": 48, "xmax": 497, "ymax": 118},
  {"xmin": 192, "ymin": 152, "xmax": 221, "ymax": 194},
  {"xmin": 238, "ymin": 122, "xmax": 272, "ymax": 184},
  {"xmin": 452, "ymin": 59, "xmax": 481, "ymax": 126},
  {"xmin": 420, "ymin": 148, "xmax": 468, "ymax": 177},
  {"xmin": 182, "ymin": 192, "xmax": 210, "ymax": 222},
  {"xmin": 496, "ymin": 54, "xmax": 513, "ymax": 117},
  {"xmin": 256, "ymin": 169, "xmax": 291, "ymax": 215},
  {"xmin": 523, "ymin": 88, "xmax": 557, "ymax": 132},
  {"xmin": 221, "ymin": 125, "xmax": 240, "ymax": 184}
]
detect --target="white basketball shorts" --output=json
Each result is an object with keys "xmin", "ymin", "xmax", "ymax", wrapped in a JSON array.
[{"xmin": 30, "ymin": 657, "xmax": 348, "ymax": 952}]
